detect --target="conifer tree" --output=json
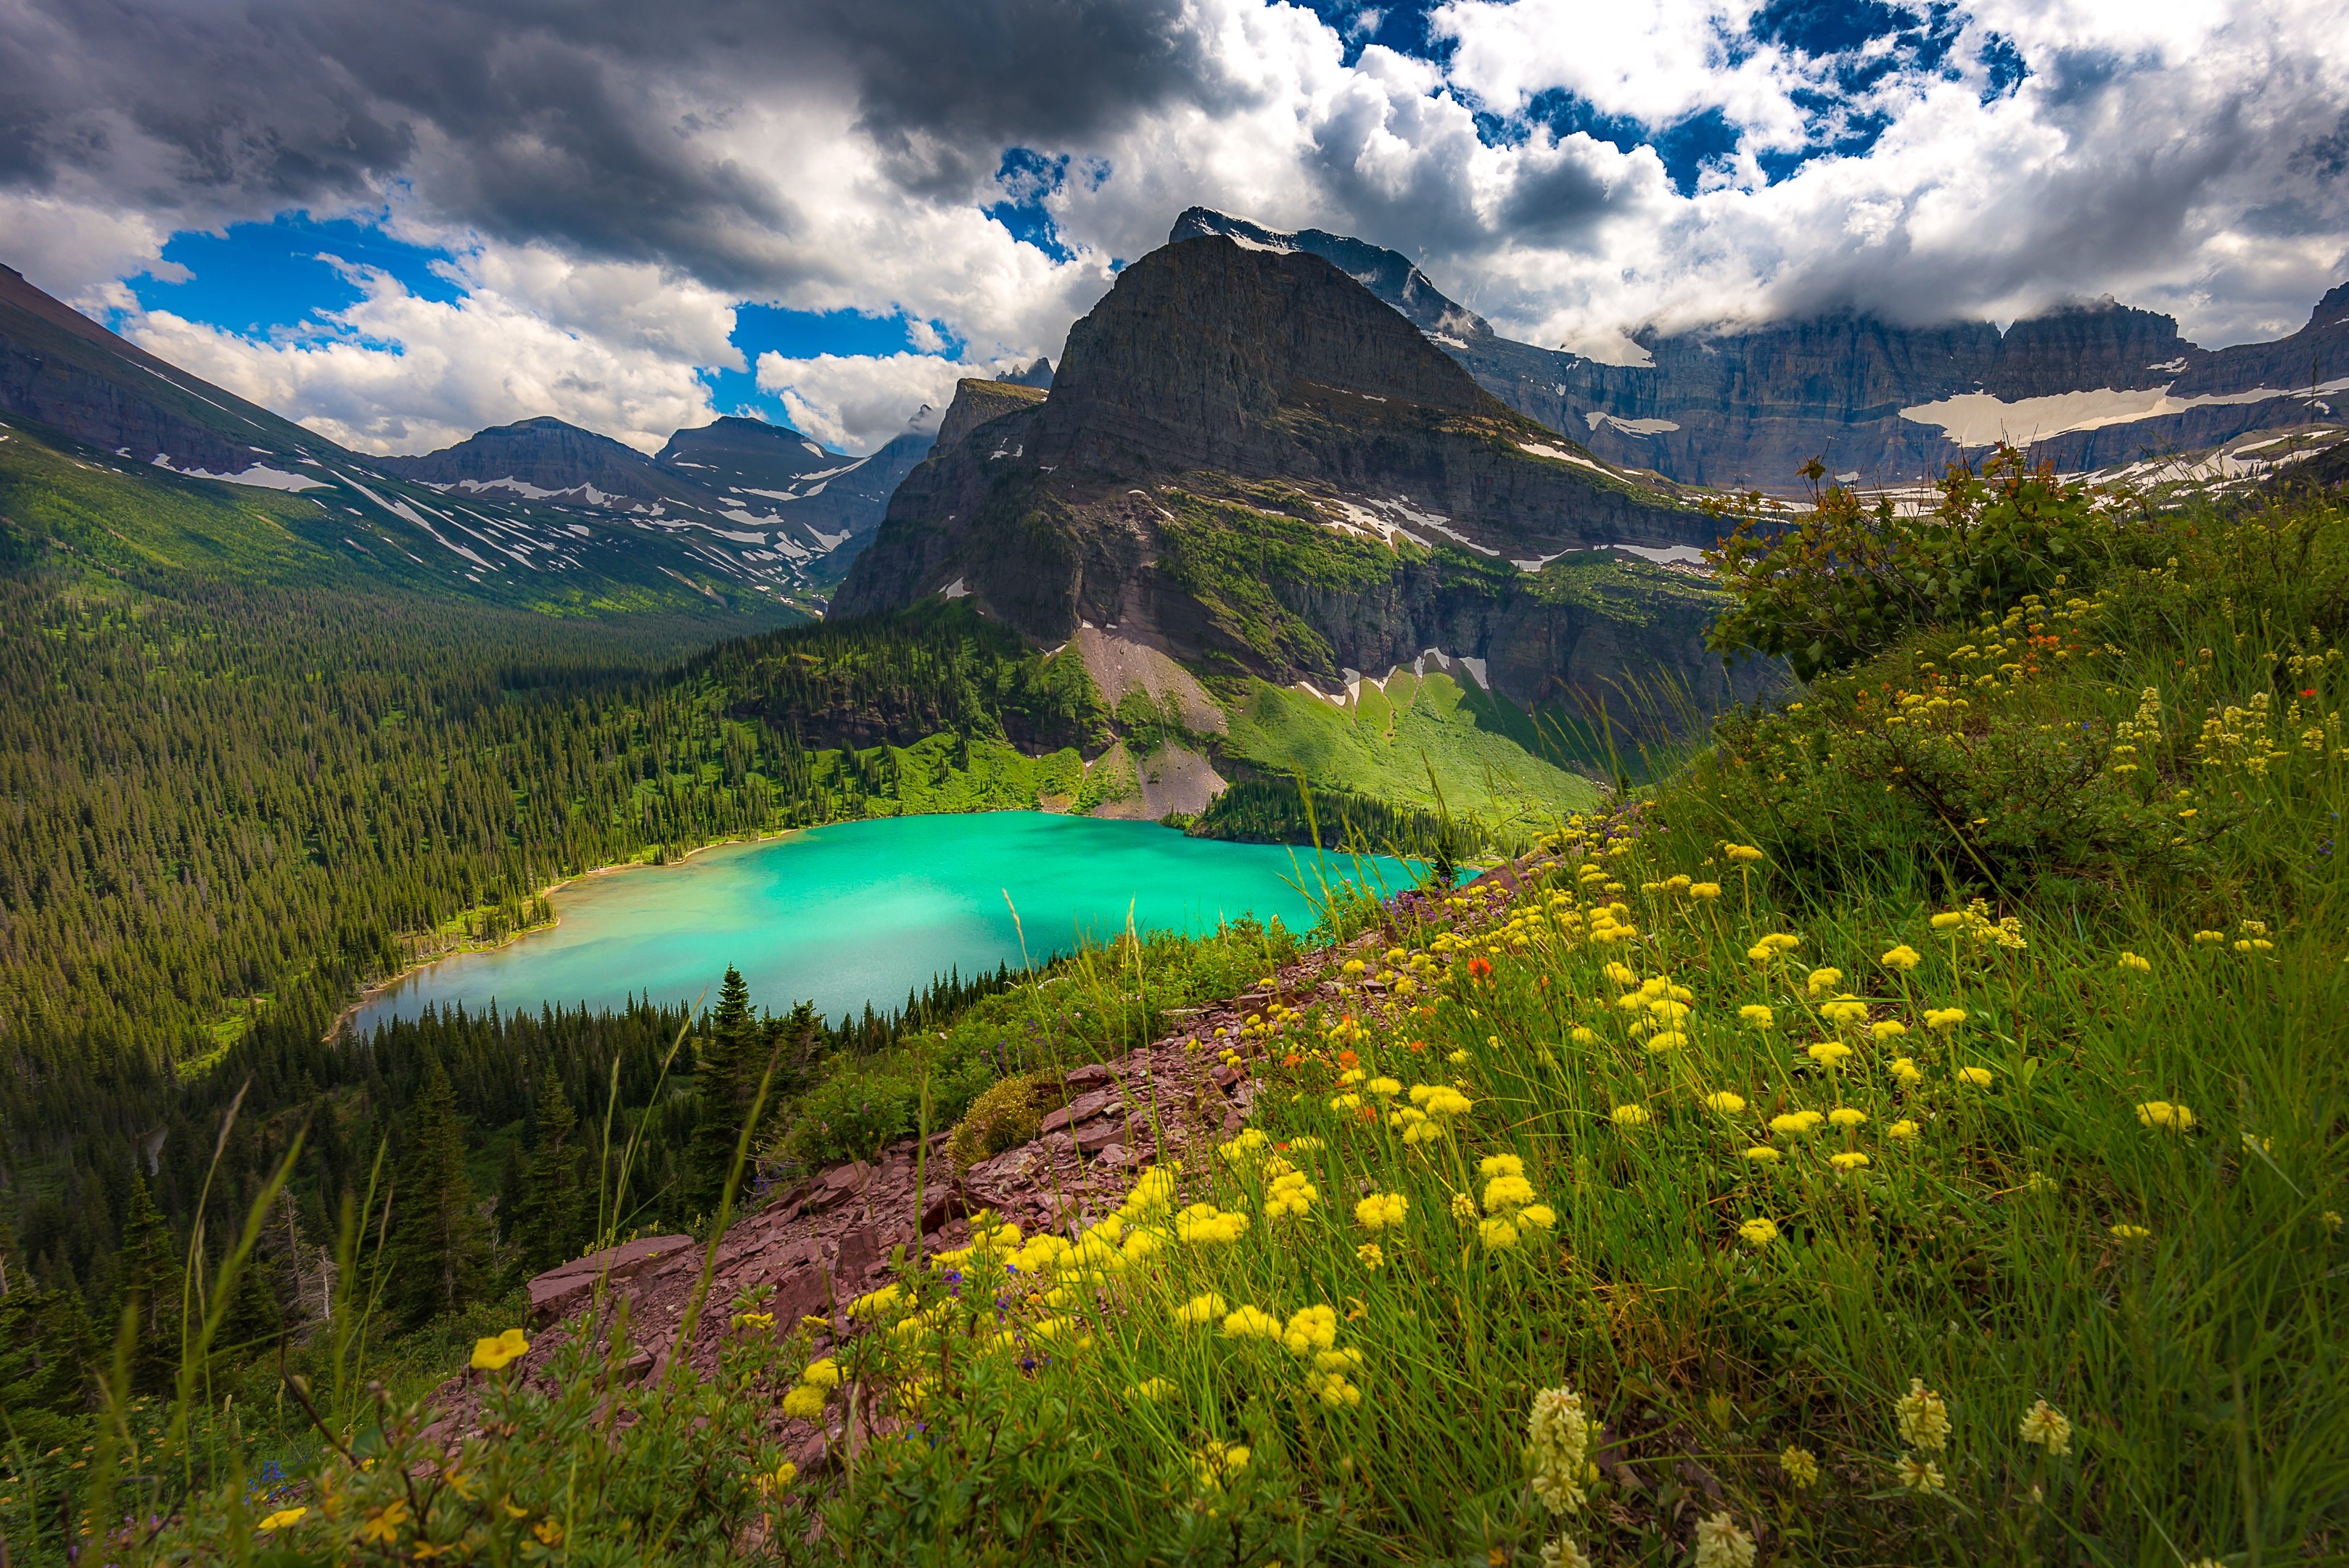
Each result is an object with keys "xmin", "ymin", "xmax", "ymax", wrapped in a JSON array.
[
  {"xmin": 383, "ymin": 1057, "xmax": 493, "ymax": 1329},
  {"xmin": 683, "ymin": 967, "xmax": 766, "ymax": 1216},
  {"xmin": 110, "ymin": 1172, "xmax": 183, "ymax": 1395},
  {"xmin": 511, "ymin": 1067, "xmax": 588, "ymax": 1275}
]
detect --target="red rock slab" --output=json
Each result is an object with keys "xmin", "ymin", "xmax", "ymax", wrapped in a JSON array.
[{"xmin": 527, "ymin": 1233, "xmax": 697, "ymax": 1324}]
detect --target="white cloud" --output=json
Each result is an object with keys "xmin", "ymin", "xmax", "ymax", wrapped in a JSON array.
[
  {"xmin": 754, "ymin": 351, "xmax": 974, "ymax": 452},
  {"xmin": 7, "ymin": 0, "xmax": 2345, "ymax": 453},
  {"xmin": 124, "ymin": 249, "xmax": 732, "ymax": 453}
]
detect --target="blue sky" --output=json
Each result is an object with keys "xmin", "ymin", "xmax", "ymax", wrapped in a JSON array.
[{"xmin": 10, "ymin": 0, "xmax": 2338, "ymax": 456}]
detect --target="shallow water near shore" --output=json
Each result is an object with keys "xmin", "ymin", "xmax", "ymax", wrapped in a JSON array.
[{"xmin": 350, "ymin": 812, "xmax": 1422, "ymax": 1034}]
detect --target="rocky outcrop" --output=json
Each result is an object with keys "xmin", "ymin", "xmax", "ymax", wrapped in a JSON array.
[{"xmin": 831, "ymin": 235, "xmax": 1708, "ymax": 711}]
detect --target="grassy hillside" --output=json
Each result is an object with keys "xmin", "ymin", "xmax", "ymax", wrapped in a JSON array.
[
  {"xmin": 1222, "ymin": 666, "xmax": 1603, "ymax": 831},
  {"xmin": 55, "ymin": 462, "xmax": 2343, "ymax": 1564}
]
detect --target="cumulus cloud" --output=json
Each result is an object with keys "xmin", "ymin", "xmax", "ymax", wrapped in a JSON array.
[
  {"xmin": 755, "ymin": 351, "xmax": 971, "ymax": 453},
  {"xmin": 126, "ymin": 249, "xmax": 733, "ymax": 453},
  {"xmin": 1, "ymin": 0, "xmax": 2343, "ymax": 449}
]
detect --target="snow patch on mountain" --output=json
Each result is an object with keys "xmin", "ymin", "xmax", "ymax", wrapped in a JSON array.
[
  {"xmin": 149, "ymin": 454, "xmax": 328, "ymax": 492},
  {"xmin": 1901, "ymin": 379, "xmax": 2349, "ymax": 447}
]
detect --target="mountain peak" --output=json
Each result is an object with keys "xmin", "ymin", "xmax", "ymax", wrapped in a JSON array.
[
  {"xmin": 1169, "ymin": 209, "xmax": 1493, "ymax": 342},
  {"xmin": 1036, "ymin": 234, "xmax": 1501, "ymax": 474}
]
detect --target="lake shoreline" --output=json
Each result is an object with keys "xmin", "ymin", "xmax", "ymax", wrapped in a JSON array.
[
  {"xmin": 336, "ymin": 812, "xmax": 1413, "ymax": 1041},
  {"xmin": 325, "ymin": 825, "xmax": 815, "ymax": 1041}
]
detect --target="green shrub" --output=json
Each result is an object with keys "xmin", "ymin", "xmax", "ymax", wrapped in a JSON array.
[
  {"xmin": 943, "ymin": 1069, "xmax": 1067, "ymax": 1171},
  {"xmin": 1708, "ymin": 447, "xmax": 2111, "ymax": 679},
  {"xmin": 786, "ymin": 1068, "xmax": 920, "ymax": 1168}
]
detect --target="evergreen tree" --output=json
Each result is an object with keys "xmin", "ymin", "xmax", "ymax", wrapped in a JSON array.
[
  {"xmin": 110, "ymin": 1172, "xmax": 183, "ymax": 1395},
  {"xmin": 683, "ymin": 967, "xmax": 766, "ymax": 1216},
  {"xmin": 214, "ymin": 1235, "xmax": 284, "ymax": 1359},
  {"xmin": 510, "ymin": 1067, "xmax": 588, "ymax": 1275},
  {"xmin": 383, "ymin": 1057, "xmax": 493, "ymax": 1329}
]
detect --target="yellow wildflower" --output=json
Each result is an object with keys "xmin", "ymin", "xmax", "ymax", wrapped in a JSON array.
[
  {"xmin": 1611, "ymin": 1103, "xmax": 1652, "ymax": 1127},
  {"xmin": 1526, "ymin": 1387, "xmax": 1591, "ymax": 1512},
  {"xmin": 1888, "ymin": 1119, "xmax": 1920, "ymax": 1140},
  {"xmin": 1690, "ymin": 881, "xmax": 1722, "ymax": 899},
  {"xmin": 1958, "ymin": 1066, "xmax": 1996, "ymax": 1087},
  {"xmin": 760, "ymin": 1460, "xmax": 800, "ymax": 1492},
  {"xmin": 1221, "ymin": 1305, "xmax": 1283, "ymax": 1341},
  {"xmin": 1175, "ymin": 1292, "xmax": 1228, "ymax": 1326},
  {"xmin": 1480, "ymin": 1152, "xmax": 1526, "ymax": 1179},
  {"xmin": 1780, "ymin": 1445, "xmax": 1819, "ymax": 1487},
  {"xmin": 1569, "ymin": 1026, "xmax": 1600, "ymax": 1045},
  {"xmin": 1520, "ymin": 1203, "xmax": 1557, "ymax": 1231},
  {"xmin": 1890, "ymin": 1057, "xmax": 1924, "ymax": 1085},
  {"xmin": 1896, "ymin": 1455, "xmax": 1946, "ymax": 1494},
  {"xmin": 1818, "ymin": 996, "xmax": 1869, "ymax": 1026},
  {"xmin": 1704, "ymin": 1091, "xmax": 1748, "ymax": 1115},
  {"xmin": 1737, "ymin": 1217, "xmax": 1779, "ymax": 1246},
  {"xmin": 1929, "ymin": 911, "xmax": 1965, "ymax": 931},
  {"xmin": 1479, "ymin": 1216, "xmax": 1522, "ymax": 1250},
  {"xmin": 1881, "ymin": 944, "xmax": 1922, "ymax": 972},
  {"xmin": 1264, "ymin": 1170, "xmax": 1318, "ymax": 1220},
  {"xmin": 2135, "ymin": 1100, "xmax": 2197, "ymax": 1131},
  {"xmin": 1871, "ymin": 1020, "xmax": 1908, "ymax": 1041},
  {"xmin": 1894, "ymin": 1378, "xmax": 1951, "ymax": 1452},
  {"xmin": 1828, "ymin": 1107, "xmax": 1867, "ymax": 1128},
  {"xmin": 781, "ymin": 1384, "xmax": 828, "ymax": 1421},
  {"xmin": 2117, "ymin": 951, "xmax": 2152, "ymax": 973},
  {"xmin": 1738, "ymin": 1004, "xmax": 1774, "ymax": 1028},
  {"xmin": 469, "ymin": 1328, "xmax": 530, "ymax": 1372},
  {"xmin": 1806, "ymin": 1041, "xmax": 1853, "ymax": 1068},
  {"xmin": 1280, "ymin": 1304, "xmax": 1338, "ymax": 1355},
  {"xmin": 1367, "ymin": 1076, "xmax": 1402, "ymax": 1098},
  {"xmin": 1692, "ymin": 1511, "xmax": 1757, "ymax": 1568},
  {"xmin": 801, "ymin": 1357, "xmax": 842, "ymax": 1387},
  {"xmin": 2110, "ymin": 1223, "xmax": 2151, "ymax": 1241},
  {"xmin": 1923, "ymin": 1007, "xmax": 1967, "ymax": 1031},
  {"xmin": 847, "ymin": 1283, "xmax": 902, "ymax": 1319},
  {"xmin": 1724, "ymin": 843, "xmax": 1764, "ymax": 863},
  {"xmin": 1357, "ymin": 1242, "xmax": 1386, "ymax": 1270},
  {"xmin": 1830, "ymin": 1152, "xmax": 1871, "ymax": 1171},
  {"xmin": 1806, "ymin": 967, "xmax": 1845, "ymax": 996},
  {"xmin": 1744, "ymin": 1145, "xmax": 1780, "ymax": 1163},
  {"xmin": 532, "ymin": 1519, "xmax": 565, "ymax": 1548},
  {"xmin": 2019, "ymin": 1398, "xmax": 2072, "ymax": 1457},
  {"xmin": 1357, "ymin": 1192, "xmax": 1410, "ymax": 1229},
  {"xmin": 1769, "ymin": 1110, "xmax": 1825, "ymax": 1138},
  {"xmin": 1484, "ymin": 1174, "xmax": 1539, "ymax": 1212},
  {"xmin": 1311, "ymin": 1370, "xmax": 1364, "ymax": 1407},
  {"xmin": 1193, "ymin": 1440, "xmax": 1250, "ymax": 1490},
  {"xmin": 257, "ymin": 1508, "xmax": 308, "ymax": 1532},
  {"xmin": 1174, "ymin": 1204, "xmax": 1250, "ymax": 1245},
  {"xmin": 358, "ymin": 1501, "xmax": 410, "ymax": 1546}
]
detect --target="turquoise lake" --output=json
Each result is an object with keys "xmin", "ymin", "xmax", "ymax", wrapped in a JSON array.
[{"xmin": 350, "ymin": 812, "xmax": 1422, "ymax": 1034}]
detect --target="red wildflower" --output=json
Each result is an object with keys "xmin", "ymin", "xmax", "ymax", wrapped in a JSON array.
[{"xmin": 1467, "ymin": 957, "xmax": 1494, "ymax": 981}]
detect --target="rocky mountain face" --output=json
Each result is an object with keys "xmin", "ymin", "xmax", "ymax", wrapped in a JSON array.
[
  {"xmin": 1172, "ymin": 210, "xmax": 2349, "ymax": 490},
  {"xmin": 834, "ymin": 234, "xmax": 1761, "ymax": 722},
  {"xmin": 0, "ymin": 263, "xmax": 928, "ymax": 604}
]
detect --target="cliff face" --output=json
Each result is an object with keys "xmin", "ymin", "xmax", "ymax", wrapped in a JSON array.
[
  {"xmin": 833, "ymin": 235, "xmax": 1721, "ymax": 714},
  {"xmin": 1169, "ymin": 210, "xmax": 2349, "ymax": 490}
]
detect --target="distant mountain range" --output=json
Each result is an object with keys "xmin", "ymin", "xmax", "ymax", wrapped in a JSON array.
[
  {"xmin": 0, "ymin": 262, "xmax": 928, "ymax": 612},
  {"xmin": 1173, "ymin": 209, "xmax": 2349, "ymax": 491}
]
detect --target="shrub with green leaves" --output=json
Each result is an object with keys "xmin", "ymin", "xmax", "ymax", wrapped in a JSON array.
[{"xmin": 1708, "ymin": 447, "xmax": 2113, "ymax": 680}]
